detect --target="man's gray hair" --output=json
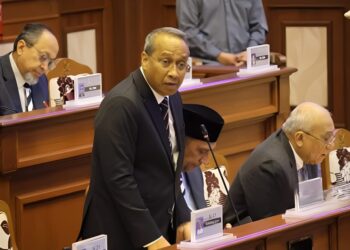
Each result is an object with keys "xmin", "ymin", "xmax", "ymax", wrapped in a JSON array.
[
  {"xmin": 282, "ymin": 102, "xmax": 331, "ymax": 134},
  {"xmin": 144, "ymin": 27, "xmax": 187, "ymax": 55},
  {"xmin": 13, "ymin": 23, "xmax": 53, "ymax": 51}
]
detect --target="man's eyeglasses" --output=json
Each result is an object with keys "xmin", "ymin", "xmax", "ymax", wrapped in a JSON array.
[
  {"xmin": 28, "ymin": 43, "xmax": 56, "ymax": 70},
  {"xmin": 301, "ymin": 130, "xmax": 337, "ymax": 148},
  {"xmin": 147, "ymin": 54, "xmax": 191, "ymax": 72}
]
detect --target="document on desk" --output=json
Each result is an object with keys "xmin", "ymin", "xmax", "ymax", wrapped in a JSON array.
[
  {"xmin": 72, "ymin": 234, "xmax": 107, "ymax": 250},
  {"xmin": 298, "ymin": 177, "xmax": 324, "ymax": 207}
]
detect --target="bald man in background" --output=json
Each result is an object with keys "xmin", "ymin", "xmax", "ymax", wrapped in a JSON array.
[{"xmin": 224, "ymin": 102, "xmax": 336, "ymax": 224}]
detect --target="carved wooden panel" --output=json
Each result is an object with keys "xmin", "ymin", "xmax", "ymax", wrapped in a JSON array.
[{"xmin": 15, "ymin": 182, "xmax": 88, "ymax": 250}]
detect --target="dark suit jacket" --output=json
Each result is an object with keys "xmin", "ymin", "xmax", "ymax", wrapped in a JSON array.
[
  {"xmin": 224, "ymin": 129, "xmax": 299, "ymax": 223},
  {"xmin": 0, "ymin": 53, "xmax": 49, "ymax": 115},
  {"xmin": 184, "ymin": 167, "xmax": 207, "ymax": 210},
  {"xmin": 80, "ymin": 69, "xmax": 186, "ymax": 249}
]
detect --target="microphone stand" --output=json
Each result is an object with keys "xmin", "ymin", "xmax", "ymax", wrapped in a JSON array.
[{"xmin": 200, "ymin": 124, "xmax": 241, "ymax": 225}]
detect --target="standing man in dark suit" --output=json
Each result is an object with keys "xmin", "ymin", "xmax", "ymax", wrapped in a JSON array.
[
  {"xmin": 180, "ymin": 104, "xmax": 224, "ymax": 211},
  {"xmin": 224, "ymin": 102, "xmax": 336, "ymax": 224},
  {"xmin": 0, "ymin": 23, "xmax": 59, "ymax": 115},
  {"xmin": 80, "ymin": 27, "xmax": 190, "ymax": 250}
]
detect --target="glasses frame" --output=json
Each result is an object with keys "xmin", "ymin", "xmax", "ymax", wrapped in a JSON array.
[
  {"xmin": 301, "ymin": 130, "xmax": 337, "ymax": 148},
  {"xmin": 26, "ymin": 42, "xmax": 56, "ymax": 70},
  {"xmin": 146, "ymin": 53, "xmax": 191, "ymax": 73}
]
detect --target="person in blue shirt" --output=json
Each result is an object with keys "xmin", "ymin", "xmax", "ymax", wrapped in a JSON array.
[{"xmin": 176, "ymin": 0, "xmax": 268, "ymax": 66}]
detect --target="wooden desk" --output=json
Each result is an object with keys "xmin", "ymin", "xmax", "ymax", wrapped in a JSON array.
[
  {"xmin": 163, "ymin": 205, "xmax": 350, "ymax": 250},
  {"xmin": 0, "ymin": 106, "xmax": 96, "ymax": 250},
  {"xmin": 192, "ymin": 65, "xmax": 239, "ymax": 79},
  {"xmin": 0, "ymin": 67, "xmax": 295, "ymax": 250}
]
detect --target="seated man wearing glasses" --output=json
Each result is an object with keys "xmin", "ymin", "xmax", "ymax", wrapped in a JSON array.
[
  {"xmin": 0, "ymin": 23, "xmax": 59, "ymax": 115},
  {"xmin": 224, "ymin": 102, "xmax": 336, "ymax": 224}
]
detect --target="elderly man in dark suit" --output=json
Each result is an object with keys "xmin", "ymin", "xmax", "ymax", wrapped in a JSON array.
[
  {"xmin": 0, "ymin": 23, "xmax": 58, "ymax": 115},
  {"xmin": 224, "ymin": 102, "xmax": 336, "ymax": 224},
  {"xmin": 80, "ymin": 27, "xmax": 191, "ymax": 250}
]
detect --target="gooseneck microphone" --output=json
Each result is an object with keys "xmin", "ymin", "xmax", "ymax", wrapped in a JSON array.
[{"xmin": 200, "ymin": 124, "xmax": 241, "ymax": 225}]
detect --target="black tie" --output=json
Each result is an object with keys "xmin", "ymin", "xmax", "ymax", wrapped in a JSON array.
[
  {"xmin": 160, "ymin": 97, "xmax": 172, "ymax": 150},
  {"xmin": 23, "ymin": 83, "xmax": 33, "ymax": 112}
]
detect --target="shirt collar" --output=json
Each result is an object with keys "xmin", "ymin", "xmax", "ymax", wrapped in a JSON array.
[
  {"xmin": 288, "ymin": 141, "xmax": 304, "ymax": 171},
  {"xmin": 140, "ymin": 67, "xmax": 167, "ymax": 104}
]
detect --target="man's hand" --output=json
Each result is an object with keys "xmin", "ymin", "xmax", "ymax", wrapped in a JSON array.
[
  {"xmin": 176, "ymin": 221, "xmax": 191, "ymax": 243},
  {"xmin": 147, "ymin": 236, "xmax": 170, "ymax": 250},
  {"xmin": 235, "ymin": 51, "xmax": 247, "ymax": 67},
  {"xmin": 217, "ymin": 52, "xmax": 238, "ymax": 65},
  {"xmin": 217, "ymin": 52, "xmax": 246, "ymax": 67}
]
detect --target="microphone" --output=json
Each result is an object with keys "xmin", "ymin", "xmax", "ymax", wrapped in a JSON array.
[{"xmin": 200, "ymin": 124, "xmax": 242, "ymax": 225}]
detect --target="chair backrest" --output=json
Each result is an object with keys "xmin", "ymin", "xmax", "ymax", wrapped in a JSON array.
[
  {"xmin": 200, "ymin": 153, "xmax": 230, "ymax": 207},
  {"xmin": 46, "ymin": 58, "xmax": 93, "ymax": 106},
  {"xmin": 322, "ymin": 128, "xmax": 350, "ymax": 189},
  {"xmin": 0, "ymin": 200, "xmax": 17, "ymax": 250}
]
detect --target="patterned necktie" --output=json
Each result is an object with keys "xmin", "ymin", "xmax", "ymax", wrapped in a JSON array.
[
  {"xmin": 159, "ymin": 97, "xmax": 172, "ymax": 150},
  {"xmin": 23, "ymin": 83, "xmax": 33, "ymax": 112}
]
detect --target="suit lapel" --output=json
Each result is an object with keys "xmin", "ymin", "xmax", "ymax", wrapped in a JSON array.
[
  {"xmin": 132, "ymin": 69, "xmax": 174, "ymax": 166},
  {"xmin": 0, "ymin": 54, "xmax": 23, "ymax": 112},
  {"xmin": 185, "ymin": 169, "xmax": 207, "ymax": 209},
  {"xmin": 279, "ymin": 129, "xmax": 299, "ymax": 189}
]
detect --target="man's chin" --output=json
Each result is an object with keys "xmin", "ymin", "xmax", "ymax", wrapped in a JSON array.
[{"xmin": 24, "ymin": 73, "xmax": 40, "ymax": 85}]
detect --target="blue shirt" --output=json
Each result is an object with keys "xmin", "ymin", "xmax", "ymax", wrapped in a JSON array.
[{"xmin": 176, "ymin": 0, "xmax": 268, "ymax": 62}]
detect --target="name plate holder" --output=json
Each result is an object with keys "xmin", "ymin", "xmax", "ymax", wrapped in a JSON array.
[
  {"xmin": 180, "ymin": 57, "xmax": 202, "ymax": 90},
  {"xmin": 237, "ymin": 44, "xmax": 279, "ymax": 76},
  {"xmin": 178, "ymin": 205, "xmax": 236, "ymax": 249},
  {"xmin": 64, "ymin": 73, "xmax": 103, "ymax": 108},
  {"xmin": 284, "ymin": 178, "xmax": 350, "ymax": 220}
]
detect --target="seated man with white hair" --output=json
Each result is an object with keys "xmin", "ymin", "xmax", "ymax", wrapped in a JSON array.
[{"xmin": 224, "ymin": 102, "xmax": 336, "ymax": 224}]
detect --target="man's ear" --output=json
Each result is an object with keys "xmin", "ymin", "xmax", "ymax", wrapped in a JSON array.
[
  {"xmin": 16, "ymin": 39, "xmax": 26, "ymax": 55},
  {"xmin": 294, "ymin": 131, "xmax": 304, "ymax": 147},
  {"xmin": 141, "ymin": 51, "xmax": 149, "ymax": 68}
]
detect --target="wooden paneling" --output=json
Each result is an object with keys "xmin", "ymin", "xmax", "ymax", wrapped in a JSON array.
[
  {"xmin": 265, "ymin": 3, "xmax": 346, "ymax": 127},
  {"xmin": 338, "ymin": 214, "xmax": 350, "ymax": 250},
  {"xmin": 15, "ymin": 182, "xmax": 87, "ymax": 250},
  {"xmin": 0, "ymin": 106, "xmax": 95, "ymax": 250}
]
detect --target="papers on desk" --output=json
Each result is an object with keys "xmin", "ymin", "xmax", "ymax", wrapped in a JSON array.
[
  {"xmin": 72, "ymin": 234, "xmax": 107, "ymax": 250},
  {"xmin": 284, "ymin": 181, "xmax": 350, "ymax": 220}
]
